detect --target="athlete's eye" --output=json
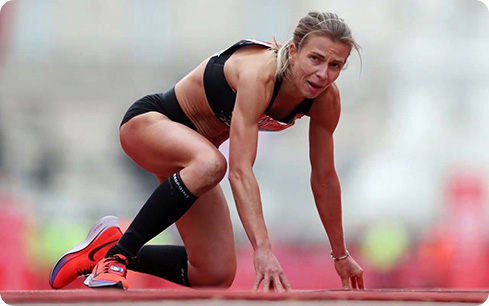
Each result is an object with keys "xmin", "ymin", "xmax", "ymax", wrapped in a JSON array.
[
  {"xmin": 331, "ymin": 62, "xmax": 343, "ymax": 69},
  {"xmin": 310, "ymin": 55, "xmax": 321, "ymax": 64}
]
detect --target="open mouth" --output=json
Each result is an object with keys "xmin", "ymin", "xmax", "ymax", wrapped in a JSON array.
[{"xmin": 307, "ymin": 81, "xmax": 322, "ymax": 90}]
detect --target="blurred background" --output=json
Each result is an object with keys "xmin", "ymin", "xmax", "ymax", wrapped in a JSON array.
[{"xmin": 1, "ymin": 0, "xmax": 488, "ymax": 291}]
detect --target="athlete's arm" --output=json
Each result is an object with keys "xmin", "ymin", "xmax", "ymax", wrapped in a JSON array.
[
  {"xmin": 308, "ymin": 83, "xmax": 364, "ymax": 289},
  {"xmin": 227, "ymin": 59, "xmax": 291, "ymax": 292},
  {"xmin": 229, "ymin": 69, "xmax": 269, "ymax": 251}
]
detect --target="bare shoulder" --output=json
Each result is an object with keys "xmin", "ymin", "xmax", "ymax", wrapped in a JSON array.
[
  {"xmin": 315, "ymin": 82, "xmax": 341, "ymax": 113},
  {"xmin": 309, "ymin": 82, "xmax": 342, "ymax": 132},
  {"xmin": 225, "ymin": 46, "xmax": 276, "ymax": 89}
]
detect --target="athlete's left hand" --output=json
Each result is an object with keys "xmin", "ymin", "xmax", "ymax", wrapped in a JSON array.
[{"xmin": 334, "ymin": 255, "xmax": 364, "ymax": 289}]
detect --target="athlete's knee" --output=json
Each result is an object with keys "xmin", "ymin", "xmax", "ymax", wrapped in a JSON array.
[
  {"xmin": 198, "ymin": 261, "xmax": 236, "ymax": 288},
  {"xmin": 209, "ymin": 272, "xmax": 235, "ymax": 288},
  {"xmin": 192, "ymin": 151, "xmax": 227, "ymax": 188}
]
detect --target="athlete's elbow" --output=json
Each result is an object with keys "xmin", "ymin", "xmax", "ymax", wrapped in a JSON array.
[
  {"xmin": 228, "ymin": 166, "xmax": 251, "ymax": 185},
  {"xmin": 311, "ymin": 172, "xmax": 339, "ymax": 193}
]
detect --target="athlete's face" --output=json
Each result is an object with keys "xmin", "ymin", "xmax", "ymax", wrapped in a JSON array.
[{"xmin": 289, "ymin": 35, "xmax": 351, "ymax": 98}]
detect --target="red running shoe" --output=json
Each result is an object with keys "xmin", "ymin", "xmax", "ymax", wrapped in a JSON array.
[
  {"xmin": 84, "ymin": 254, "xmax": 129, "ymax": 290},
  {"xmin": 49, "ymin": 216, "xmax": 122, "ymax": 289}
]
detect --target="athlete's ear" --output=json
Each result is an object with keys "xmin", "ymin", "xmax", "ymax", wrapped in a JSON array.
[{"xmin": 289, "ymin": 43, "xmax": 297, "ymax": 66}]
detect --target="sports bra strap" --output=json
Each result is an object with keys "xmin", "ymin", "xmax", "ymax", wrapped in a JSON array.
[{"xmin": 264, "ymin": 78, "xmax": 283, "ymax": 113}]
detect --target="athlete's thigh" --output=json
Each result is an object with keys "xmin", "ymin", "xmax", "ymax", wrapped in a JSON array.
[
  {"xmin": 175, "ymin": 184, "xmax": 236, "ymax": 272},
  {"xmin": 119, "ymin": 112, "xmax": 220, "ymax": 179}
]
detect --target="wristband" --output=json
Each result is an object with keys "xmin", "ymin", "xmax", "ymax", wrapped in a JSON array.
[{"xmin": 330, "ymin": 250, "xmax": 349, "ymax": 261}]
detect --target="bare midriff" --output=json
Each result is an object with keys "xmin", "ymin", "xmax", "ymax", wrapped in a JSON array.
[{"xmin": 174, "ymin": 59, "xmax": 230, "ymax": 147}]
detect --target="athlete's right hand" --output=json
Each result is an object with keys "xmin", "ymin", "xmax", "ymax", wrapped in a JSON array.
[{"xmin": 252, "ymin": 247, "xmax": 291, "ymax": 292}]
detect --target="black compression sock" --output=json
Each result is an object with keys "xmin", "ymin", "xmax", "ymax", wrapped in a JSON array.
[
  {"xmin": 129, "ymin": 245, "xmax": 190, "ymax": 286},
  {"xmin": 106, "ymin": 172, "xmax": 197, "ymax": 259}
]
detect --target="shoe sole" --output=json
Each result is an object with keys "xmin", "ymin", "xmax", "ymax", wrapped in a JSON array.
[
  {"xmin": 84, "ymin": 274, "xmax": 126, "ymax": 290},
  {"xmin": 49, "ymin": 216, "xmax": 121, "ymax": 288}
]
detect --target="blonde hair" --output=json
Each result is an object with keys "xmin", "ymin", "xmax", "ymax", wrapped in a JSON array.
[{"xmin": 272, "ymin": 11, "xmax": 361, "ymax": 81}]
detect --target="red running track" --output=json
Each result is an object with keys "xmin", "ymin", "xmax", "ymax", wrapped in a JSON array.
[{"xmin": 1, "ymin": 289, "xmax": 488, "ymax": 305}]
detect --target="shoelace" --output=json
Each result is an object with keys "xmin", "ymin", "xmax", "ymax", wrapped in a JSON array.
[{"xmin": 77, "ymin": 264, "xmax": 95, "ymax": 277}]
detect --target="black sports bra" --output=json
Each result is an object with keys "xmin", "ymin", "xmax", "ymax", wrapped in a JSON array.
[{"xmin": 203, "ymin": 39, "xmax": 314, "ymax": 132}]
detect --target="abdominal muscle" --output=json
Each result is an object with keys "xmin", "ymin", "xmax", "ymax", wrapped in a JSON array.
[{"xmin": 175, "ymin": 59, "xmax": 230, "ymax": 147}]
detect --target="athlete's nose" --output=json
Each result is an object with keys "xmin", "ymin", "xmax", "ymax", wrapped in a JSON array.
[{"xmin": 315, "ymin": 65, "xmax": 328, "ymax": 83}]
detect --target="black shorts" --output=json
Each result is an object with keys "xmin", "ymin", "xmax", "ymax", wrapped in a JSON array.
[{"xmin": 120, "ymin": 87, "xmax": 197, "ymax": 131}]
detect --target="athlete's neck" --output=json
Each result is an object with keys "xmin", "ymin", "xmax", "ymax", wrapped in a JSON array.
[{"xmin": 278, "ymin": 76, "xmax": 306, "ymax": 103}]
